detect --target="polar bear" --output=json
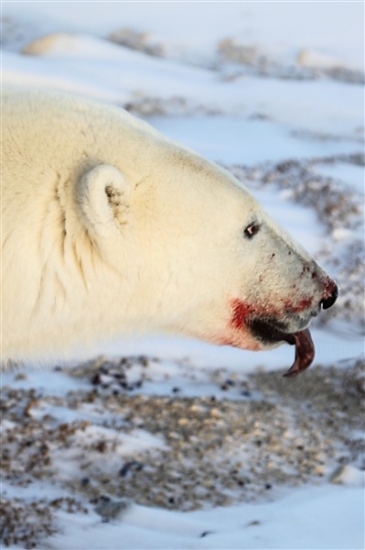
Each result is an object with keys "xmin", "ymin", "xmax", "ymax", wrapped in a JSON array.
[{"xmin": 1, "ymin": 85, "xmax": 338, "ymax": 376}]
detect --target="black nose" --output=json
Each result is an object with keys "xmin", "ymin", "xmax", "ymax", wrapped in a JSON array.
[{"xmin": 320, "ymin": 283, "xmax": 338, "ymax": 310}]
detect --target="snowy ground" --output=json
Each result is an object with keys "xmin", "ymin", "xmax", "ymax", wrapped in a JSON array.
[{"xmin": 1, "ymin": 2, "xmax": 364, "ymax": 549}]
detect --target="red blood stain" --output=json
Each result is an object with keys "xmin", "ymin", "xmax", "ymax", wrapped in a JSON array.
[
  {"xmin": 229, "ymin": 273, "xmax": 335, "ymax": 338},
  {"xmin": 230, "ymin": 295, "xmax": 313, "ymax": 331},
  {"xmin": 230, "ymin": 299, "xmax": 256, "ymax": 330}
]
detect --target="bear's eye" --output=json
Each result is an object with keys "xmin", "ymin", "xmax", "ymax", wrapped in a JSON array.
[{"xmin": 244, "ymin": 222, "xmax": 260, "ymax": 239}]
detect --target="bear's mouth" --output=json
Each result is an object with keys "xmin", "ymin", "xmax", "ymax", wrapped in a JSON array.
[{"xmin": 248, "ymin": 318, "xmax": 315, "ymax": 377}]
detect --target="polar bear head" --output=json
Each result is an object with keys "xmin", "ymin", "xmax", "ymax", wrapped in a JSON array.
[{"xmin": 76, "ymin": 135, "xmax": 337, "ymax": 377}]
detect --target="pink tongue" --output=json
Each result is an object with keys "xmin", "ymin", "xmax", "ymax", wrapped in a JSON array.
[{"xmin": 283, "ymin": 329, "xmax": 315, "ymax": 378}]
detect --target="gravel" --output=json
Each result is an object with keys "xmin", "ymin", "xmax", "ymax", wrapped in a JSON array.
[{"xmin": 1, "ymin": 355, "xmax": 364, "ymax": 547}]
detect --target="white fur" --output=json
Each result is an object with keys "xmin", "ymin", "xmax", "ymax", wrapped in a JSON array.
[{"xmin": 1, "ymin": 86, "xmax": 333, "ymax": 364}]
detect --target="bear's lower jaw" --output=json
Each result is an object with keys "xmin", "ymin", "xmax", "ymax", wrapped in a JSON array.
[
  {"xmin": 248, "ymin": 317, "xmax": 296, "ymax": 346},
  {"xmin": 244, "ymin": 317, "xmax": 315, "ymax": 377}
]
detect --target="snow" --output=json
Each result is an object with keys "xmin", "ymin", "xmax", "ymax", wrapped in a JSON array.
[
  {"xmin": 1, "ymin": 2, "xmax": 364, "ymax": 549},
  {"xmin": 312, "ymin": 161, "xmax": 365, "ymax": 194},
  {"xmin": 3, "ymin": 40, "xmax": 363, "ymax": 137},
  {"xmin": 3, "ymin": 1, "xmax": 363, "ymax": 69},
  {"xmin": 147, "ymin": 116, "xmax": 361, "ymax": 165},
  {"xmin": 48, "ymin": 485, "xmax": 365, "ymax": 550}
]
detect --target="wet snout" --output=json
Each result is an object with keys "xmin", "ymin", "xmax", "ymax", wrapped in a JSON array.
[
  {"xmin": 282, "ymin": 268, "xmax": 338, "ymax": 333},
  {"xmin": 320, "ymin": 282, "xmax": 338, "ymax": 310}
]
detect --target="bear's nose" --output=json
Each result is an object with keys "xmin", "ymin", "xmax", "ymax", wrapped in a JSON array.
[{"xmin": 320, "ymin": 283, "xmax": 338, "ymax": 310}]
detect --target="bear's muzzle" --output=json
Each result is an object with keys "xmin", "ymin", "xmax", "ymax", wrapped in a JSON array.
[{"xmin": 231, "ymin": 278, "xmax": 338, "ymax": 377}]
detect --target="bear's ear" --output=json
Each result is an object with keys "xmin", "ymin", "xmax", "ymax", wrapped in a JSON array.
[{"xmin": 77, "ymin": 164, "xmax": 131, "ymax": 238}]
